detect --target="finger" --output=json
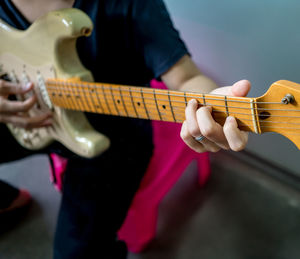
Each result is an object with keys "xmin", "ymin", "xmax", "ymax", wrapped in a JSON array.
[
  {"xmin": 196, "ymin": 106, "xmax": 230, "ymax": 149},
  {"xmin": 0, "ymin": 80, "xmax": 33, "ymax": 95},
  {"xmin": 0, "ymin": 95, "xmax": 38, "ymax": 113},
  {"xmin": 185, "ymin": 99, "xmax": 201, "ymax": 137},
  {"xmin": 0, "ymin": 113, "xmax": 53, "ymax": 129},
  {"xmin": 211, "ymin": 80, "xmax": 251, "ymax": 97},
  {"xmin": 223, "ymin": 116, "xmax": 249, "ymax": 151},
  {"xmin": 181, "ymin": 121, "xmax": 221, "ymax": 153},
  {"xmin": 180, "ymin": 121, "xmax": 206, "ymax": 153},
  {"xmin": 230, "ymin": 80, "xmax": 251, "ymax": 97},
  {"xmin": 196, "ymin": 136, "xmax": 222, "ymax": 153}
]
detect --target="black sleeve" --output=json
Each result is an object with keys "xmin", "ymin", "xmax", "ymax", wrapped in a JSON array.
[{"xmin": 131, "ymin": 0, "xmax": 190, "ymax": 79}]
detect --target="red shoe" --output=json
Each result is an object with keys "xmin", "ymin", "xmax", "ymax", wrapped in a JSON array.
[{"xmin": 0, "ymin": 189, "xmax": 32, "ymax": 214}]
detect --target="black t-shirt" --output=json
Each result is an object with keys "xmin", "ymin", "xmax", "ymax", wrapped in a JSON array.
[{"xmin": 0, "ymin": 0, "xmax": 189, "ymax": 155}]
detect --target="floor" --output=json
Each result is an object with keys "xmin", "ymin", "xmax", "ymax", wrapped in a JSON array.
[{"xmin": 0, "ymin": 151, "xmax": 299, "ymax": 259}]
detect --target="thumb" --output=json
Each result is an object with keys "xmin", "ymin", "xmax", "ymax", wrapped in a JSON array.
[
  {"xmin": 230, "ymin": 79, "xmax": 251, "ymax": 97},
  {"xmin": 211, "ymin": 79, "xmax": 251, "ymax": 97}
]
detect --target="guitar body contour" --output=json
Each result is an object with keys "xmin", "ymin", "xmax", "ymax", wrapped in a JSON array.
[{"xmin": 0, "ymin": 8, "xmax": 110, "ymax": 158}]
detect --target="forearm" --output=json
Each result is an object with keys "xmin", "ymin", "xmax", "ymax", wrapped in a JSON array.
[
  {"xmin": 178, "ymin": 73, "xmax": 218, "ymax": 94},
  {"xmin": 161, "ymin": 55, "xmax": 218, "ymax": 94}
]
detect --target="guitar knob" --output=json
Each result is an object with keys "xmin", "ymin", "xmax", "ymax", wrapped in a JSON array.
[{"xmin": 22, "ymin": 132, "xmax": 31, "ymax": 143}]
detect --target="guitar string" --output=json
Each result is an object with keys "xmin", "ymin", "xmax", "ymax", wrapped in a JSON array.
[
  {"xmin": 50, "ymin": 95, "xmax": 300, "ymax": 131},
  {"xmin": 53, "ymin": 94, "xmax": 300, "ymax": 123},
  {"xmin": 46, "ymin": 82, "xmax": 300, "ymax": 130},
  {"xmin": 46, "ymin": 86, "xmax": 300, "ymax": 117},
  {"xmin": 51, "ymin": 81, "xmax": 283, "ymax": 105},
  {"xmin": 52, "ymin": 94, "xmax": 300, "ymax": 130},
  {"xmin": 46, "ymin": 85, "xmax": 299, "ymax": 113},
  {"xmin": 55, "ymin": 102, "xmax": 300, "ymax": 132},
  {"xmin": 49, "ymin": 92, "xmax": 300, "ymax": 124},
  {"xmin": 46, "ymin": 81, "xmax": 284, "ymax": 105}
]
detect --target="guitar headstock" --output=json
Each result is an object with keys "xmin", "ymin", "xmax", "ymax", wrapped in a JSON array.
[{"xmin": 256, "ymin": 80, "xmax": 300, "ymax": 149}]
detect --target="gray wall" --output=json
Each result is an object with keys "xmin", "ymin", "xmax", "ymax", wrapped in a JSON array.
[{"xmin": 164, "ymin": 0, "xmax": 300, "ymax": 175}]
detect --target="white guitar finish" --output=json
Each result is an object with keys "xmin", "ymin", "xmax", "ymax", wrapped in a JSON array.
[{"xmin": 0, "ymin": 9, "xmax": 110, "ymax": 158}]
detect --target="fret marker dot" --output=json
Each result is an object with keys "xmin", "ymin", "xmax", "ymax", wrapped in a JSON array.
[
  {"xmin": 117, "ymin": 100, "xmax": 120, "ymax": 104},
  {"xmin": 137, "ymin": 102, "xmax": 141, "ymax": 106},
  {"xmin": 162, "ymin": 105, "xmax": 166, "ymax": 109}
]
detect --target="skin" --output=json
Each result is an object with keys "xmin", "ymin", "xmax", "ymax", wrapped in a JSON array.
[
  {"xmin": 1, "ymin": 0, "xmax": 250, "ymax": 152},
  {"xmin": 162, "ymin": 55, "xmax": 250, "ymax": 153}
]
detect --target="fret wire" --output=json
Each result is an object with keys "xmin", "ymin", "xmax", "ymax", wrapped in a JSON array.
[
  {"xmin": 224, "ymin": 96, "xmax": 229, "ymax": 116},
  {"xmin": 78, "ymin": 82, "xmax": 92, "ymax": 111},
  {"xmin": 154, "ymin": 89, "xmax": 163, "ymax": 121},
  {"xmin": 87, "ymin": 84, "xmax": 98, "ymax": 113},
  {"xmin": 119, "ymin": 86, "xmax": 129, "ymax": 117},
  {"xmin": 140, "ymin": 88, "xmax": 150, "ymax": 120},
  {"xmin": 109, "ymin": 85, "xmax": 120, "ymax": 115},
  {"xmin": 101, "ymin": 84, "xmax": 111, "ymax": 114},
  {"xmin": 59, "ymin": 81, "xmax": 70, "ymax": 109},
  {"xmin": 59, "ymin": 80, "xmax": 71, "ymax": 109},
  {"xmin": 93, "ymin": 84, "xmax": 105, "ymax": 113},
  {"xmin": 202, "ymin": 93, "xmax": 206, "ymax": 106},
  {"xmin": 68, "ymin": 81, "xmax": 81, "ymax": 110},
  {"xmin": 250, "ymin": 99, "xmax": 259, "ymax": 134},
  {"xmin": 71, "ymin": 83, "xmax": 85, "ymax": 111},
  {"xmin": 184, "ymin": 92, "xmax": 188, "ymax": 107},
  {"xmin": 167, "ymin": 90, "xmax": 176, "ymax": 122},
  {"xmin": 78, "ymin": 82, "xmax": 93, "ymax": 112},
  {"xmin": 129, "ymin": 87, "xmax": 139, "ymax": 118},
  {"xmin": 254, "ymin": 97, "xmax": 261, "ymax": 134},
  {"xmin": 47, "ymin": 80, "xmax": 285, "ymax": 105}
]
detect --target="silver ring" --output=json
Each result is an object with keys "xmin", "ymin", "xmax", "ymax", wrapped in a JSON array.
[{"xmin": 195, "ymin": 135, "xmax": 205, "ymax": 142}]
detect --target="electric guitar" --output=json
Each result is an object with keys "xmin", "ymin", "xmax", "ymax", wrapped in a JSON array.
[{"xmin": 0, "ymin": 8, "xmax": 300, "ymax": 158}]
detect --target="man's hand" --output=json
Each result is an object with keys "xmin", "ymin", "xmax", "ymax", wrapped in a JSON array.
[
  {"xmin": 161, "ymin": 55, "xmax": 251, "ymax": 153},
  {"xmin": 0, "ymin": 79, "xmax": 52, "ymax": 129},
  {"xmin": 181, "ymin": 80, "xmax": 251, "ymax": 153}
]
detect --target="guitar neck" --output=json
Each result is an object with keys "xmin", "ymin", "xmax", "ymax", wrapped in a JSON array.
[{"xmin": 46, "ymin": 79, "xmax": 260, "ymax": 134}]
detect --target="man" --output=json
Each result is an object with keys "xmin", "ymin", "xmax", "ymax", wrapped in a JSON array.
[{"xmin": 0, "ymin": 0, "xmax": 250, "ymax": 258}]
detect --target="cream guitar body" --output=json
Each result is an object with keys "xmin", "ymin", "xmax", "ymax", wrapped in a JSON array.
[
  {"xmin": 1, "ymin": 8, "xmax": 300, "ymax": 157},
  {"xmin": 0, "ymin": 9, "xmax": 110, "ymax": 158}
]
